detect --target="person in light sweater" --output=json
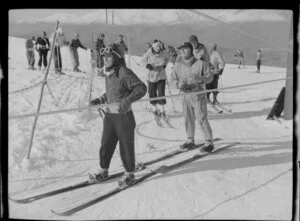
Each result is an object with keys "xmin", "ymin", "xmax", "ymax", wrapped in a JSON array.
[{"xmin": 207, "ymin": 43, "xmax": 225, "ymax": 104}]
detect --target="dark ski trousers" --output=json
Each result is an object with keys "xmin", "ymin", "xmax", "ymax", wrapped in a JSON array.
[
  {"xmin": 257, "ymin": 60, "xmax": 261, "ymax": 72},
  {"xmin": 206, "ymin": 74, "xmax": 220, "ymax": 99},
  {"xmin": 148, "ymin": 80, "xmax": 166, "ymax": 105},
  {"xmin": 38, "ymin": 49, "xmax": 48, "ymax": 68},
  {"xmin": 100, "ymin": 111, "xmax": 136, "ymax": 173},
  {"xmin": 26, "ymin": 49, "xmax": 35, "ymax": 68},
  {"xmin": 96, "ymin": 51, "xmax": 104, "ymax": 69},
  {"xmin": 70, "ymin": 47, "xmax": 80, "ymax": 70},
  {"xmin": 53, "ymin": 46, "xmax": 62, "ymax": 71}
]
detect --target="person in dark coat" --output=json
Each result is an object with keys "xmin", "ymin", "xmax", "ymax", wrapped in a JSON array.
[
  {"xmin": 95, "ymin": 33, "xmax": 106, "ymax": 75},
  {"xmin": 89, "ymin": 43, "xmax": 147, "ymax": 187},
  {"xmin": 25, "ymin": 36, "xmax": 36, "ymax": 70},
  {"xmin": 35, "ymin": 31, "xmax": 50, "ymax": 70},
  {"xmin": 256, "ymin": 49, "xmax": 262, "ymax": 73},
  {"xmin": 115, "ymin": 34, "xmax": 128, "ymax": 66},
  {"xmin": 69, "ymin": 33, "xmax": 87, "ymax": 72}
]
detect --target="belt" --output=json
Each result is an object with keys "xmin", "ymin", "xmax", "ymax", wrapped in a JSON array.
[
  {"xmin": 102, "ymin": 103, "xmax": 132, "ymax": 114},
  {"xmin": 180, "ymin": 84, "xmax": 204, "ymax": 92}
]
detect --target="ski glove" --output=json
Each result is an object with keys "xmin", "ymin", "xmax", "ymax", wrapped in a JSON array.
[
  {"xmin": 118, "ymin": 98, "xmax": 131, "ymax": 114},
  {"xmin": 146, "ymin": 64, "xmax": 154, "ymax": 71},
  {"xmin": 90, "ymin": 96, "xmax": 106, "ymax": 106}
]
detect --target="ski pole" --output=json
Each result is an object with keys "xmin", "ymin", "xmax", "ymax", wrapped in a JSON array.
[{"xmin": 165, "ymin": 78, "xmax": 177, "ymax": 113}]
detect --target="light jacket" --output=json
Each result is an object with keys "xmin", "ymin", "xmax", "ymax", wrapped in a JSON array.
[
  {"xmin": 257, "ymin": 52, "xmax": 262, "ymax": 60},
  {"xmin": 50, "ymin": 31, "xmax": 68, "ymax": 47},
  {"xmin": 25, "ymin": 39, "xmax": 35, "ymax": 49},
  {"xmin": 141, "ymin": 48, "xmax": 169, "ymax": 82},
  {"xmin": 210, "ymin": 50, "xmax": 225, "ymax": 71},
  {"xmin": 171, "ymin": 56, "xmax": 213, "ymax": 92}
]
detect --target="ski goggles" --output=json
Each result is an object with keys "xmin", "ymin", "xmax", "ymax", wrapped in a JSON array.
[{"xmin": 100, "ymin": 47, "xmax": 121, "ymax": 58}]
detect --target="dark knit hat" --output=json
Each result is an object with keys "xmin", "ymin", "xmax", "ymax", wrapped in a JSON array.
[
  {"xmin": 189, "ymin": 35, "xmax": 198, "ymax": 44},
  {"xmin": 178, "ymin": 42, "xmax": 193, "ymax": 51}
]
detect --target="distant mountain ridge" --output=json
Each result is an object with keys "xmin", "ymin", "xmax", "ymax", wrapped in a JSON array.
[{"xmin": 15, "ymin": 9, "xmax": 290, "ymax": 25}]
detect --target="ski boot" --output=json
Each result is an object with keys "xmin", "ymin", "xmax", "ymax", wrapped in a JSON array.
[
  {"xmin": 180, "ymin": 139, "xmax": 195, "ymax": 150},
  {"xmin": 88, "ymin": 169, "xmax": 109, "ymax": 184},
  {"xmin": 200, "ymin": 140, "xmax": 214, "ymax": 153},
  {"xmin": 118, "ymin": 173, "xmax": 135, "ymax": 188},
  {"xmin": 153, "ymin": 109, "xmax": 163, "ymax": 127},
  {"xmin": 55, "ymin": 70, "xmax": 65, "ymax": 75},
  {"xmin": 212, "ymin": 93, "xmax": 219, "ymax": 105}
]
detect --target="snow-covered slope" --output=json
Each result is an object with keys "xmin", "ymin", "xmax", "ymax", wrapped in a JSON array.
[
  {"xmin": 8, "ymin": 37, "xmax": 293, "ymax": 220},
  {"xmin": 15, "ymin": 9, "xmax": 290, "ymax": 25}
]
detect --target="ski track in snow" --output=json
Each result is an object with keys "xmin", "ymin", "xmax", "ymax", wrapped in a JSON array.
[{"xmin": 8, "ymin": 36, "xmax": 293, "ymax": 220}]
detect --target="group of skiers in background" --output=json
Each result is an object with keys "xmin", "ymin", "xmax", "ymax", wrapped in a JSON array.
[
  {"xmin": 25, "ymin": 29, "xmax": 129, "ymax": 76},
  {"xmin": 25, "ymin": 29, "xmax": 264, "ymax": 187}
]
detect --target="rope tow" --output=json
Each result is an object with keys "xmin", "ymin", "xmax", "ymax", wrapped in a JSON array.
[{"xmin": 9, "ymin": 77, "xmax": 286, "ymax": 120}]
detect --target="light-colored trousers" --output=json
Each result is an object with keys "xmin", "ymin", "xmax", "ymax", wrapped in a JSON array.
[{"xmin": 181, "ymin": 92, "xmax": 213, "ymax": 142}]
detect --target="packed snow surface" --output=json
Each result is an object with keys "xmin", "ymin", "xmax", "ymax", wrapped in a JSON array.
[{"xmin": 8, "ymin": 36, "xmax": 292, "ymax": 220}]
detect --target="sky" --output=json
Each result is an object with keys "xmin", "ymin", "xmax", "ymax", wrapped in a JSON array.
[{"xmin": 9, "ymin": 9, "xmax": 98, "ymax": 22}]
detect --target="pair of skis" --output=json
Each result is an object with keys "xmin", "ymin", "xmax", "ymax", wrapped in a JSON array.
[
  {"xmin": 51, "ymin": 140, "xmax": 239, "ymax": 216},
  {"xmin": 9, "ymin": 138, "xmax": 220, "ymax": 204},
  {"xmin": 208, "ymin": 102, "xmax": 232, "ymax": 114}
]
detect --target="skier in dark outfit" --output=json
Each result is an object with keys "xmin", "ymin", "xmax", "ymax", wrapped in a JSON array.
[
  {"xmin": 69, "ymin": 33, "xmax": 87, "ymax": 72},
  {"xmin": 35, "ymin": 31, "xmax": 50, "ymax": 70},
  {"xmin": 89, "ymin": 43, "xmax": 147, "ymax": 187}
]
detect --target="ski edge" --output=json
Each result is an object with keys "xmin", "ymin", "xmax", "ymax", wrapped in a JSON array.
[{"xmin": 51, "ymin": 141, "xmax": 239, "ymax": 216}]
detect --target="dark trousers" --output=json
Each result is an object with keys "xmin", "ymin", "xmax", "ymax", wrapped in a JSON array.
[
  {"xmin": 53, "ymin": 46, "xmax": 62, "ymax": 71},
  {"xmin": 26, "ymin": 49, "xmax": 35, "ymax": 67},
  {"xmin": 206, "ymin": 74, "xmax": 220, "ymax": 99},
  {"xmin": 257, "ymin": 60, "xmax": 261, "ymax": 71},
  {"xmin": 148, "ymin": 80, "xmax": 167, "ymax": 105},
  {"xmin": 38, "ymin": 49, "xmax": 48, "ymax": 68},
  {"xmin": 96, "ymin": 51, "xmax": 104, "ymax": 69},
  {"xmin": 70, "ymin": 47, "xmax": 79, "ymax": 70},
  {"xmin": 100, "ymin": 111, "xmax": 136, "ymax": 172}
]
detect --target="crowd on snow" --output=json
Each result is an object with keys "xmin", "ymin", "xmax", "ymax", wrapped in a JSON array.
[{"xmin": 24, "ymin": 28, "xmax": 264, "ymax": 187}]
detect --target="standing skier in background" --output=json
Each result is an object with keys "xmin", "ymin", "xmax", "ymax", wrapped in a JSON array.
[
  {"xmin": 141, "ymin": 40, "xmax": 169, "ymax": 121},
  {"xmin": 49, "ymin": 28, "xmax": 69, "ymax": 75},
  {"xmin": 167, "ymin": 45, "xmax": 178, "ymax": 66},
  {"xmin": 235, "ymin": 48, "xmax": 245, "ymax": 68},
  {"xmin": 69, "ymin": 33, "xmax": 87, "ymax": 72},
  {"xmin": 171, "ymin": 42, "xmax": 215, "ymax": 152},
  {"xmin": 95, "ymin": 33, "xmax": 106, "ymax": 76},
  {"xmin": 256, "ymin": 49, "xmax": 262, "ymax": 73},
  {"xmin": 89, "ymin": 43, "xmax": 147, "ymax": 187},
  {"xmin": 188, "ymin": 35, "xmax": 210, "ymax": 62},
  {"xmin": 115, "ymin": 34, "xmax": 128, "ymax": 66},
  {"xmin": 25, "ymin": 36, "xmax": 36, "ymax": 70},
  {"xmin": 35, "ymin": 31, "xmax": 50, "ymax": 71},
  {"xmin": 206, "ymin": 43, "xmax": 225, "ymax": 104}
]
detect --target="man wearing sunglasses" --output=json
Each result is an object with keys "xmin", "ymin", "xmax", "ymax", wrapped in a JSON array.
[{"xmin": 89, "ymin": 43, "xmax": 147, "ymax": 187}]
